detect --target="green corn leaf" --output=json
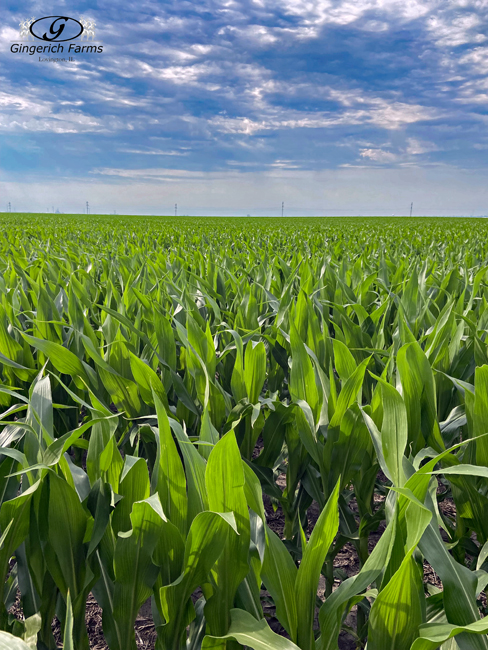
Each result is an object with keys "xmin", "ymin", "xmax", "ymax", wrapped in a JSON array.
[
  {"xmin": 170, "ymin": 417, "xmax": 208, "ymax": 527},
  {"xmin": 157, "ymin": 510, "xmax": 237, "ymax": 649},
  {"xmin": 294, "ymin": 400, "xmax": 322, "ymax": 465},
  {"xmin": 0, "ymin": 480, "xmax": 40, "ymax": 624},
  {"xmin": 289, "ymin": 320, "xmax": 320, "ymax": 422},
  {"xmin": 199, "ymin": 405, "xmax": 219, "ymax": 460},
  {"xmin": 411, "ymin": 618, "xmax": 488, "ymax": 650},
  {"xmin": 202, "ymin": 608, "xmax": 301, "ymax": 650},
  {"xmin": 22, "ymin": 613, "xmax": 42, "ymax": 650},
  {"xmin": 111, "ymin": 456, "xmax": 150, "ymax": 536},
  {"xmin": 80, "ymin": 333, "xmax": 142, "ymax": 417},
  {"xmin": 229, "ymin": 329, "xmax": 247, "ymax": 402},
  {"xmin": 151, "ymin": 389, "xmax": 187, "ymax": 536},
  {"xmin": 112, "ymin": 494, "xmax": 167, "ymax": 650},
  {"xmin": 373, "ymin": 374, "xmax": 408, "ymax": 488},
  {"xmin": 318, "ymin": 516, "xmax": 397, "ymax": 650},
  {"xmin": 255, "ymin": 402, "xmax": 293, "ymax": 468},
  {"xmin": 261, "ymin": 527, "xmax": 298, "ymax": 641},
  {"xmin": 473, "ymin": 365, "xmax": 488, "ymax": 466},
  {"xmin": 204, "ymin": 430, "xmax": 251, "ymax": 635},
  {"xmin": 332, "ymin": 339, "xmax": 357, "ymax": 381},
  {"xmin": 244, "ymin": 340, "xmax": 267, "ymax": 404},
  {"xmin": 329, "ymin": 356, "xmax": 370, "ymax": 428},
  {"xmin": 368, "ymin": 494, "xmax": 432, "ymax": 650},
  {"xmin": 242, "ymin": 460, "xmax": 266, "ymax": 524},
  {"xmin": 0, "ymin": 632, "xmax": 32, "ymax": 650},
  {"xmin": 418, "ymin": 484, "xmax": 488, "ymax": 650},
  {"xmin": 44, "ymin": 473, "xmax": 90, "ymax": 650},
  {"xmin": 129, "ymin": 351, "xmax": 170, "ymax": 410},
  {"xmin": 42, "ymin": 414, "xmax": 119, "ymax": 466},
  {"xmin": 152, "ymin": 516, "xmax": 185, "ymax": 590},
  {"xmin": 0, "ymin": 350, "xmax": 33, "ymax": 379},
  {"xmin": 397, "ymin": 341, "xmax": 443, "ymax": 453},
  {"xmin": 63, "ymin": 590, "xmax": 74, "ymax": 650},
  {"xmin": 296, "ymin": 479, "xmax": 340, "ymax": 650},
  {"xmin": 21, "ymin": 332, "xmax": 95, "ymax": 390}
]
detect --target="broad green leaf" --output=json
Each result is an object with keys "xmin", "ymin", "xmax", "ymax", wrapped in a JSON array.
[
  {"xmin": 368, "ymin": 497, "xmax": 432, "ymax": 650},
  {"xmin": 21, "ymin": 332, "xmax": 94, "ymax": 390},
  {"xmin": 418, "ymin": 484, "xmax": 488, "ymax": 650},
  {"xmin": 411, "ymin": 618, "xmax": 488, "ymax": 650},
  {"xmin": 296, "ymin": 479, "xmax": 340, "ymax": 650},
  {"xmin": 289, "ymin": 320, "xmax": 320, "ymax": 422},
  {"xmin": 397, "ymin": 341, "xmax": 443, "ymax": 453},
  {"xmin": 0, "ymin": 632, "xmax": 32, "ymax": 650},
  {"xmin": 129, "ymin": 351, "xmax": 170, "ymax": 410},
  {"xmin": 375, "ymin": 375, "xmax": 408, "ymax": 488},
  {"xmin": 245, "ymin": 340, "xmax": 267, "ymax": 404},
  {"xmin": 204, "ymin": 431, "xmax": 251, "ymax": 635},
  {"xmin": 202, "ymin": 608, "xmax": 301, "ymax": 650},
  {"xmin": 329, "ymin": 356, "xmax": 370, "ymax": 428},
  {"xmin": 473, "ymin": 365, "xmax": 488, "ymax": 466},
  {"xmin": 318, "ymin": 516, "xmax": 397, "ymax": 650},
  {"xmin": 112, "ymin": 494, "xmax": 167, "ymax": 650},
  {"xmin": 44, "ymin": 473, "xmax": 90, "ymax": 650},
  {"xmin": 157, "ymin": 510, "xmax": 237, "ymax": 649},
  {"xmin": 111, "ymin": 456, "xmax": 150, "ymax": 536},
  {"xmin": 261, "ymin": 527, "xmax": 298, "ymax": 641},
  {"xmin": 170, "ymin": 417, "xmax": 208, "ymax": 527},
  {"xmin": 63, "ymin": 590, "xmax": 74, "ymax": 650},
  {"xmin": 0, "ymin": 480, "xmax": 39, "ymax": 624},
  {"xmin": 151, "ymin": 390, "xmax": 187, "ymax": 536}
]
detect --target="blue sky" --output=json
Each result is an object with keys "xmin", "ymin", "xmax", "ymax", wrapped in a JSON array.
[{"xmin": 1, "ymin": 0, "xmax": 488, "ymax": 216}]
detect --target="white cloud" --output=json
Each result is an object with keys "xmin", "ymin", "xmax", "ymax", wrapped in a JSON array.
[
  {"xmin": 217, "ymin": 24, "xmax": 278, "ymax": 45},
  {"xmin": 269, "ymin": 159, "xmax": 302, "ymax": 168},
  {"xmin": 260, "ymin": 0, "xmax": 434, "ymax": 36},
  {"xmin": 1, "ymin": 0, "xmax": 488, "ymax": 183},
  {"xmin": 406, "ymin": 138, "xmax": 439, "ymax": 154},
  {"xmin": 209, "ymin": 97, "xmax": 438, "ymax": 134},
  {"xmin": 117, "ymin": 148, "xmax": 189, "ymax": 155},
  {"xmin": 360, "ymin": 148, "xmax": 398, "ymax": 162},
  {"xmin": 0, "ymin": 88, "xmax": 141, "ymax": 133},
  {"xmin": 427, "ymin": 11, "xmax": 486, "ymax": 48}
]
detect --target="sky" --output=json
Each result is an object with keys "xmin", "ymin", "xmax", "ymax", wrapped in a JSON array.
[{"xmin": 1, "ymin": 0, "xmax": 488, "ymax": 216}]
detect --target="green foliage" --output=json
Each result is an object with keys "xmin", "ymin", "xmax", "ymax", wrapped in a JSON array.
[{"xmin": 1, "ymin": 213, "xmax": 488, "ymax": 649}]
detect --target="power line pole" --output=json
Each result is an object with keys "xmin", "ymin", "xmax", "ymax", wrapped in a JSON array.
[
  {"xmin": 175, "ymin": 203, "xmax": 177, "ymax": 217},
  {"xmin": 7, "ymin": 202, "xmax": 11, "ymax": 213},
  {"xmin": 410, "ymin": 202, "xmax": 413, "ymax": 217},
  {"xmin": 282, "ymin": 201, "xmax": 284, "ymax": 218},
  {"xmin": 86, "ymin": 201, "xmax": 90, "ymax": 215}
]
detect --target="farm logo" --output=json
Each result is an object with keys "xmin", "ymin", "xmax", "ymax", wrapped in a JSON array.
[
  {"xmin": 11, "ymin": 15, "xmax": 103, "ymax": 59},
  {"xmin": 28, "ymin": 16, "xmax": 84, "ymax": 42}
]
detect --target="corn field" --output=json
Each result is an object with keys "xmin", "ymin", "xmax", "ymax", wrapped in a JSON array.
[{"xmin": 1, "ymin": 213, "xmax": 488, "ymax": 650}]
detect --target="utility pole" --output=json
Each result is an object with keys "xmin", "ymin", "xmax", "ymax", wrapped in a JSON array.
[
  {"xmin": 410, "ymin": 202, "xmax": 413, "ymax": 217},
  {"xmin": 282, "ymin": 201, "xmax": 284, "ymax": 218},
  {"xmin": 175, "ymin": 203, "xmax": 177, "ymax": 217},
  {"xmin": 86, "ymin": 201, "xmax": 90, "ymax": 214},
  {"xmin": 7, "ymin": 202, "xmax": 11, "ymax": 213}
]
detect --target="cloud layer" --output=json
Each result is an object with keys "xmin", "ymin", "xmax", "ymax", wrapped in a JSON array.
[{"xmin": 1, "ymin": 0, "xmax": 488, "ymax": 215}]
